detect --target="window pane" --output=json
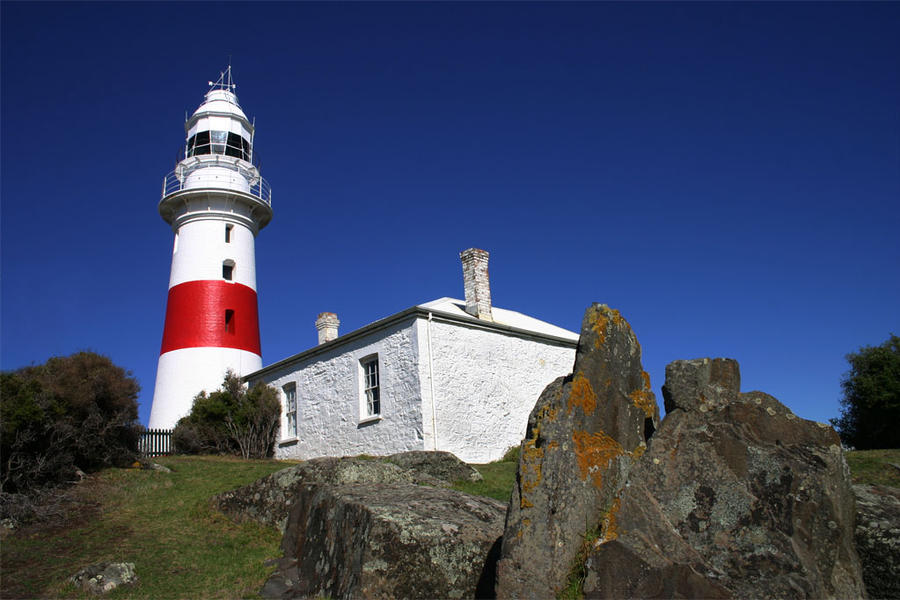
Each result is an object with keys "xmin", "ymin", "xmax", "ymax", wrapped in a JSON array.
[
  {"xmin": 188, "ymin": 131, "xmax": 210, "ymax": 156},
  {"xmin": 363, "ymin": 358, "xmax": 380, "ymax": 416}
]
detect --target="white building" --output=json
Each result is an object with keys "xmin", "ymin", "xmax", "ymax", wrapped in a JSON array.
[{"xmin": 246, "ymin": 249, "xmax": 578, "ymax": 463}]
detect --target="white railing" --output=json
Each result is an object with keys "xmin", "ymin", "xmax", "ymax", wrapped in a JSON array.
[{"xmin": 161, "ymin": 160, "xmax": 272, "ymax": 207}]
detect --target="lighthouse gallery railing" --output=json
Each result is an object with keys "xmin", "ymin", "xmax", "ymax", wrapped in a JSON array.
[{"xmin": 162, "ymin": 160, "xmax": 272, "ymax": 207}]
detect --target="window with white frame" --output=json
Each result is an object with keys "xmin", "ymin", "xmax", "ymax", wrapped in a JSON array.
[
  {"xmin": 283, "ymin": 383, "xmax": 297, "ymax": 438},
  {"xmin": 361, "ymin": 356, "xmax": 380, "ymax": 418}
]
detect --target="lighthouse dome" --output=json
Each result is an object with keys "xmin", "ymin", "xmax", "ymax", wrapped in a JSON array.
[{"xmin": 192, "ymin": 88, "xmax": 248, "ymax": 121}]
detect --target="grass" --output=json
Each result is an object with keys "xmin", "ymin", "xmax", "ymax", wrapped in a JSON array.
[
  {"xmin": 453, "ymin": 461, "xmax": 518, "ymax": 502},
  {"xmin": 1, "ymin": 456, "xmax": 291, "ymax": 600},
  {"xmin": 845, "ymin": 449, "xmax": 900, "ymax": 487},
  {"xmin": 452, "ymin": 445, "xmax": 520, "ymax": 502}
]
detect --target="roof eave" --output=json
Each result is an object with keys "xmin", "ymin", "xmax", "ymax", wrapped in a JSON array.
[{"xmin": 244, "ymin": 305, "xmax": 578, "ymax": 381}]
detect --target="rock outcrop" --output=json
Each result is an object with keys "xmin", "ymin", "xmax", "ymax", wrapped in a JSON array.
[
  {"xmin": 215, "ymin": 304, "xmax": 878, "ymax": 600},
  {"xmin": 262, "ymin": 483, "xmax": 504, "ymax": 599},
  {"xmin": 496, "ymin": 304, "xmax": 659, "ymax": 598},
  {"xmin": 213, "ymin": 453, "xmax": 466, "ymax": 532},
  {"xmin": 70, "ymin": 562, "xmax": 137, "ymax": 595},
  {"xmin": 853, "ymin": 483, "xmax": 900, "ymax": 599},
  {"xmin": 582, "ymin": 359, "xmax": 867, "ymax": 599}
]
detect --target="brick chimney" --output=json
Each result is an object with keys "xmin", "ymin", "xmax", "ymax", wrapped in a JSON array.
[
  {"xmin": 315, "ymin": 312, "xmax": 340, "ymax": 345},
  {"xmin": 460, "ymin": 248, "xmax": 492, "ymax": 321}
]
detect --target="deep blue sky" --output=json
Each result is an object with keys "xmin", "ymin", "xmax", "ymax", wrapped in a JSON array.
[{"xmin": 2, "ymin": 2, "xmax": 898, "ymax": 428}]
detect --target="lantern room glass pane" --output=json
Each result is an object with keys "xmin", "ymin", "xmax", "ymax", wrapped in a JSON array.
[
  {"xmin": 186, "ymin": 130, "xmax": 250, "ymax": 161},
  {"xmin": 211, "ymin": 130, "xmax": 227, "ymax": 155}
]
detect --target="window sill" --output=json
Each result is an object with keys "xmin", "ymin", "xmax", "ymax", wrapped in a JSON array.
[
  {"xmin": 358, "ymin": 415, "xmax": 382, "ymax": 426},
  {"xmin": 279, "ymin": 437, "xmax": 298, "ymax": 447}
]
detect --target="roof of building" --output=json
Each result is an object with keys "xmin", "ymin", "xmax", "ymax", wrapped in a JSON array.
[
  {"xmin": 418, "ymin": 297, "xmax": 579, "ymax": 341},
  {"xmin": 247, "ymin": 298, "xmax": 579, "ymax": 380}
]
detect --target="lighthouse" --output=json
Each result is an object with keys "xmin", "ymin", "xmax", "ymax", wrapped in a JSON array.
[{"xmin": 148, "ymin": 67, "xmax": 272, "ymax": 429}]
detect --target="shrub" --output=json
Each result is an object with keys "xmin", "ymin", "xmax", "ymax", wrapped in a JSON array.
[
  {"xmin": 0, "ymin": 352, "xmax": 141, "ymax": 494},
  {"xmin": 831, "ymin": 334, "xmax": 900, "ymax": 449},
  {"xmin": 173, "ymin": 371, "xmax": 280, "ymax": 459},
  {"xmin": 501, "ymin": 445, "xmax": 521, "ymax": 463}
]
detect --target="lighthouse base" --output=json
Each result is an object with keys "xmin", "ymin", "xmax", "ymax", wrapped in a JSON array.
[{"xmin": 149, "ymin": 347, "xmax": 262, "ymax": 429}]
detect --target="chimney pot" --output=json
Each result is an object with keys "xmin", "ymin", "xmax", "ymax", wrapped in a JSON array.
[
  {"xmin": 460, "ymin": 248, "xmax": 492, "ymax": 321},
  {"xmin": 315, "ymin": 312, "xmax": 340, "ymax": 345}
]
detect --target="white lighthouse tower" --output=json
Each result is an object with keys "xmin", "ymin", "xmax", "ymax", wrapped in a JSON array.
[{"xmin": 148, "ymin": 67, "xmax": 272, "ymax": 429}]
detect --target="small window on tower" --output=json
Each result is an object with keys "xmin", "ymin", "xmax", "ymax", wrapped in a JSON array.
[
  {"xmin": 223, "ymin": 260, "xmax": 235, "ymax": 281},
  {"xmin": 225, "ymin": 224, "xmax": 233, "ymax": 243},
  {"xmin": 225, "ymin": 309, "xmax": 235, "ymax": 334}
]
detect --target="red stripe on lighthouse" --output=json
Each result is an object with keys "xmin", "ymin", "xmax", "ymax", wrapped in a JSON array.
[{"xmin": 160, "ymin": 281, "xmax": 261, "ymax": 355}]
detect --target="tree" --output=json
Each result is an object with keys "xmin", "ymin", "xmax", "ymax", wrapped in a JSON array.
[
  {"xmin": 1, "ymin": 352, "xmax": 141, "ymax": 493},
  {"xmin": 172, "ymin": 371, "xmax": 280, "ymax": 459},
  {"xmin": 831, "ymin": 334, "xmax": 900, "ymax": 449}
]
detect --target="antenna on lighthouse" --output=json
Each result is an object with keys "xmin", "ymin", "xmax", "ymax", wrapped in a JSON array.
[{"xmin": 208, "ymin": 64, "xmax": 237, "ymax": 92}]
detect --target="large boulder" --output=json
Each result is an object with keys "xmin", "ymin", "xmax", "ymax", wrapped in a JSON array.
[
  {"xmin": 496, "ymin": 304, "xmax": 659, "ymax": 598},
  {"xmin": 261, "ymin": 483, "xmax": 504, "ymax": 599},
  {"xmin": 581, "ymin": 359, "xmax": 867, "ymax": 599},
  {"xmin": 853, "ymin": 483, "xmax": 900, "ymax": 599},
  {"xmin": 212, "ymin": 454, "xmax": 450, "ymax": 532}
]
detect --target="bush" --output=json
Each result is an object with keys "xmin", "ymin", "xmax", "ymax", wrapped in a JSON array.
[
  {"xmin": 831, "ymin": 334, "xmax": 900, "ymax": 449},
  {"xmin": 501, "ymin": 444, "xmax": 521, "ymax": 463},
  {"xmin": 0, "ymin": 352, "xmax": 141, "ymax": 494},
  {"xmin": 173, "ymin": 371, "xmax": 280, "ymax": 459}
]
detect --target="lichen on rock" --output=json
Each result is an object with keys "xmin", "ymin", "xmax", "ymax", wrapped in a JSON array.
[
  {"xmin": 496, "ymin": 304, "xmax": 659, "ymax": 599},
  {"xmin": 581, "ymin": 358, "xmax": 867, "ymax": 600}
]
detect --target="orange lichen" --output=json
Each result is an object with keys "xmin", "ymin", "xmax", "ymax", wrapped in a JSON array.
[
  {"xmin": 632, "ymin": 444, "xmax": 646, "ymax": 460},
  {"xmin": 519, "ymin": 438, "xmax": 544, "ymax": 508},
  {"xmin": 589, "ymin": 307, "xmax": 625, "ymax": 348},
  {"xmin": 567, "ymin": 372, "xmax": 598, "ymax": 416},
  {"xmin": 627, "ymin": 371, "xmax": 656, "ymax": 418},
  {"xmin": 572, "ymin": 429, "xmax": 624, "ymax": 488},
  {"xmin": 535, "ymin": 403, "xmax": 559, "ymax": 424},
  {"xmin": 629, "ymin": 388, "xmax": 657, "ymax": 419},
  {"xmin": 600, "ymin": 497, "xmax": 621, "ymax": 544}
]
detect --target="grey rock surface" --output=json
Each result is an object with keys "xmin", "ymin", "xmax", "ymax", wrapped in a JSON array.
[
  {"xmin": 262, "ymin": 482, "xmax": 505, "ymax": 599},
  {"xmin": 70, "ymin": 562, "xmax": 137, "ymax": 595},
  {"xmin": 384, "ymin": 450, "xmax": 483, "ymax": 483},
  {"xmin": 212, "ymin": 454, "xmax": 449, "ymax": 532},
  {"xmin": 661, "ymin": 357, "xmax": 740, "ymax": 413},
  {"xmin": 495, "ymin": 304, "xmax": 659, "ymax": 599},
  {"xmin": 854, "ymin": 483, "xmax": 900, "ymax": 599},
  {"xmin": 582, "ymin": 360, "xmax": 867, "ymax": 599}
]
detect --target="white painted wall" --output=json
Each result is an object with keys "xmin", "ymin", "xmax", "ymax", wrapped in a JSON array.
[
  {"xmin": 149, "ymin": 346, "xmax": 262, "ymax": 429},
  {"xmin": 424, "ymin": 318, "xmax": 576, "ymax": 463},
  {"xmin": 169, "ymin": 217, "xmax": 257, "ymax": 289},
  {"xmin": 254, "ymin": 317, "xmax": 426, "ymax": 460}
]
